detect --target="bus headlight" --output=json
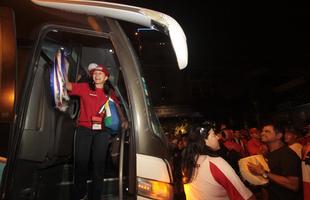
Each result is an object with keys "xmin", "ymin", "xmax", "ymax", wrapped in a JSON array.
[{"xmin": 137, "ymin": 177, "xmax": 173, "ymax": 200}]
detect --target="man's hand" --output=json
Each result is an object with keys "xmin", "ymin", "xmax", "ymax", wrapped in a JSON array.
[
  {"xmin": 247, "ymin": 161, "xmax": 265, "ymax": 176},
  {"xmin": 121, "ymin": 120, "xmax": 129, "ymax": 130}
]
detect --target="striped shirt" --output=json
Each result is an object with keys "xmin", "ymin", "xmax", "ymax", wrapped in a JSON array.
[{"xmin": 184, "ymin": 155, "xmax": 253, "ymax": 200}]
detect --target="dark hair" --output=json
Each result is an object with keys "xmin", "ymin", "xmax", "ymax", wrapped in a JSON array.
[
  {"xmin": 88, "ymin": 77, "xmax": 114, "ymax": 95},
  {"xmin": 261, "ymin": 121, "xmax": 285, "ymax": 142},
  {"xmin": 262, "ymin": 121, "xmax": 284, "ymax": 135},
  {"xmin": 284, "ymin": 126, "xmax": 302, "ymax": 137},
  {"xmin": 181, "ymin": 126, "xmax": 218, "ymax": 184}
]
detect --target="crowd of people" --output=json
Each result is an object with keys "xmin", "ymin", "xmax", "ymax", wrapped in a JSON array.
[{"xmin": 167, "ymin": 120, "xmax": 310, "ymax": 200}]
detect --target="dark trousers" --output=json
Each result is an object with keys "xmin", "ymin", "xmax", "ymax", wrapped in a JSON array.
[{"xmin": 74, "ymin": 126, "xmax": 110, "ymax": 200}]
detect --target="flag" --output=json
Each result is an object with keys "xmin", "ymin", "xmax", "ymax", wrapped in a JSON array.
[
  {"xmin": 50, "ymin": 48, "xmax": 69, "ymax": 111},
  {"xmin": 99, "ymin": 97, "xmax": 120, "ymax": 134}
]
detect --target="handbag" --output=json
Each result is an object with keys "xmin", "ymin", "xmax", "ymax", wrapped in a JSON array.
[{"xmin": 99, "ymin": 97, "xmax": 121, "ymax": 135}]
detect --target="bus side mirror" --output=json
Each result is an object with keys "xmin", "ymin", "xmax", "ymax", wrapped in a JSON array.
[{"xmin": 0, "ymin": 7, "xmax": 16, "ymax": 122}]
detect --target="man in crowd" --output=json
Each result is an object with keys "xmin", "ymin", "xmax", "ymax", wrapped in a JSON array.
[
  {"xmin": 234, "ymin": 129, "xmax": 247, "ymax": 156},
  {"xmin": 221, "ymin": 128, "xmax": 243, "ymax": 173},
  {"xmin": 284, "ymin": 127, "xmax": 303, "ymax": 159},
  {"xmin": 300, "ymin": 119, "xmax": 310, "ymax": 145},
  {"xmin": 246, "ymin": 127, "xmax": 268, "ymax": 156},
  {"xmin": 248, "ymin": 122, "xmax": 302, "ymax": 200}
]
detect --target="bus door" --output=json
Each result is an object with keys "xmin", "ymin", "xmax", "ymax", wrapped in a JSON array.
[{"xmin": 2, "ymin": 25, "xmax": 131, "ymax": 199}]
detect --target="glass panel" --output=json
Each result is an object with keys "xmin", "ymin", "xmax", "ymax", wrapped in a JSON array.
[{"xmin": 141, "ymin": 77, "xmax": 165, "ymax": 140}]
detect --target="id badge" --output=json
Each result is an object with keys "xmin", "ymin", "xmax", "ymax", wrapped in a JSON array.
[{"xmin": 91, "ymin": 116, "xmax": 102, "ymax": 130}]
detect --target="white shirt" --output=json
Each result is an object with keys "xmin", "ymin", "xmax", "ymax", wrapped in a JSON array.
[
  {"xmin": 289, "ymin": 142, "xmax": 303, "ymax": 159},
  {"xmin": 184, "ymin": 155, "xmax": 253, "ymax": 200}
]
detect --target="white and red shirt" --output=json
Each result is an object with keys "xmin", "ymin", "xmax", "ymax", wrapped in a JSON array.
[
  {"xmin": 302, "ymin": 144, "xmax": 310, "ymax": 200},
  {"xmin": 184, "ymin": 155, "xmax": 253, "ymax": 200}
]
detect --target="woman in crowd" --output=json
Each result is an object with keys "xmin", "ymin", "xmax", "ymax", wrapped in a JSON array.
[
  {"xmin": 66, "ymin": 63, "xmax": 126, "ymax": 200},
  {"xmin": 181, "ymin": 125, "xmax": 255, "ymax": 200}
]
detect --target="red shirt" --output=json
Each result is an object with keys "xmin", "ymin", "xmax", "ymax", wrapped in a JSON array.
[
  {"xmin": 224, "ymin": 141, "xmax": 243, "ymax": 154},
  {"xmin": 300, "ymin": 135, "xmax": 310, "ymax": 146},
  {"xmin": 70, "ymin": 83, "xmax": 118, "ymax": 129},
  {"xmin": 246, "ymin": 138, "xmax": 266, "ymax": 156}
]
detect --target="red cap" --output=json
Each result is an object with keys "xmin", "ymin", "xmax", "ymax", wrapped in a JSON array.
[{"xmin": 88, "ymin": 63, "xmax": 110, "ymax": 77}]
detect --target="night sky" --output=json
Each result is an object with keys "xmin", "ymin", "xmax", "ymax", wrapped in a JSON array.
[
  {"xmin": 115, "ymin": 1, "xmax": 310, "ymax": 68},
  {"xmin": 112, "ymin": 1, "xmax": 310, "ymax": 126}
]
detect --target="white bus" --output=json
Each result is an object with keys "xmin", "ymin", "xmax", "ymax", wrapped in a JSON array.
[{"xmin": 0, "ymin": 0, "xmax": 188, "ymax": 199}]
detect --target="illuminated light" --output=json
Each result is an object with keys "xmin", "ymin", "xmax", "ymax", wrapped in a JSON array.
[
  {"xmin": 109, "ymin": 49, "xmax": 114, "ymax": 53},
  {"xmin": 134, "ymin": 32, "xmax": 138, "ymax": 36},
  {"xmin": 175, "ymin": 122, "xmax": 189, "ymax": 135},
  {"xmin": 152, "ymin": 181, "xmax": 169, "ymax": 197},
  {"xmin": 137, "ymin": 177, "xmax": 173, "ymax": 200},
  {"xmin": 138, "ymin": 182, "xmax": 151, "ymax": 191},
  {"xmin": 1, "ymin": 88, "xmax": 15, "ymax": 120},
  {"xmin": 2, "ymin": 88, "xmax": 15, "ymax": 108},
  {"xmin": 183, "ymin": 183, "xmax": 190, "ymax": 197},
  {"xmin": 0, "ymin": 156, "xmax": 7, "ymax": 164},
  {"xmin": 137, "ymin": 27, "xmax": 155, "ymax": 32},
  {"xmin": 7, "ymin": 88, "xmax": 15, "ymax": 106}
]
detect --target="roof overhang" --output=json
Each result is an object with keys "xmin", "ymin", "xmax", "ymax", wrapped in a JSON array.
[{"xmin": 31, "ymin": 0, "xmax": 188, "ymax": 69}]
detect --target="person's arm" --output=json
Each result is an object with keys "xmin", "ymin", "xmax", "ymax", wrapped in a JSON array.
[
  {"xmin": 110, "ymin": 90, "xmax": 128, "ymax": 130},
  {"xmin": 115, "ymin": 103, "xmax": 128, "ymax": 130},
  {"xmin": 247, "ymin": 162, "xmax": 300, "ymax": 191},
  {"xmin": 267, "ymin": 173, "xmax": 299, "ymax": 192},
  {"xmin": 65, "ymin": 82, "xmax": 86, "ymax": 96}
]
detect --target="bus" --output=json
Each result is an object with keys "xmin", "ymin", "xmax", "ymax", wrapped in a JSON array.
[{"xmin": 0, "ymin": 0, "xmax": 188, "ymax": 199}]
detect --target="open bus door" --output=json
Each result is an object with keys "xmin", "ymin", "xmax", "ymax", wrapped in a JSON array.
[{"xmin": 0, "ymin": 6, "xmax": 16, "ymax": 182}]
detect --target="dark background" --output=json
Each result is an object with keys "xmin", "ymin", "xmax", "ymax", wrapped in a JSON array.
[{"xmin": 114, "ymin": 1, "xmax": 310, "ymax": 128}]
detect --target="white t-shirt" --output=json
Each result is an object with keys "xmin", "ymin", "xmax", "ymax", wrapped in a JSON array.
[
  {"xmin": 289, "ymin": 142, "xmax": 303, "ymax": 159},
  {"xmin": 184, "ymin": 155, "xmax": 253, "ymax": 200}
]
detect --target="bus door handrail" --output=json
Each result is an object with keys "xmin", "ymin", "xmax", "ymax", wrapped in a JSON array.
[{"xmin": 118, "ymin": 128, "xmax": 126, "ymax": 199}]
